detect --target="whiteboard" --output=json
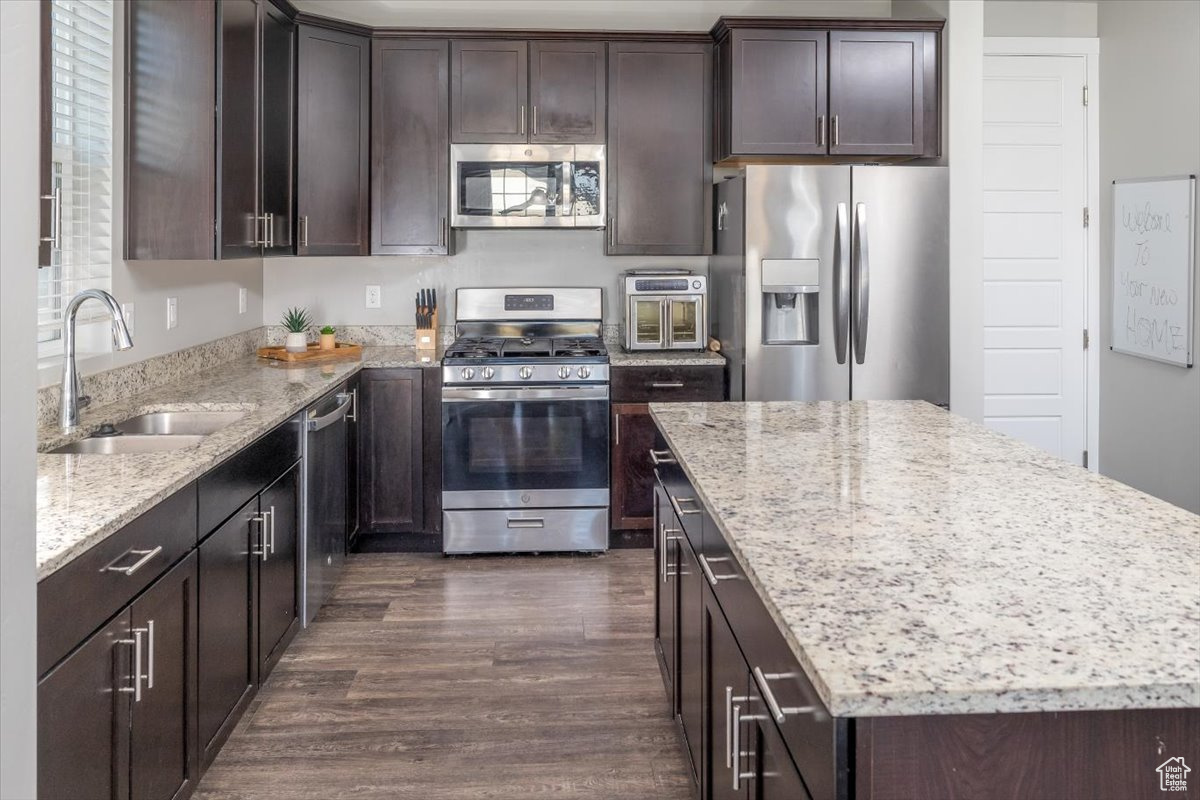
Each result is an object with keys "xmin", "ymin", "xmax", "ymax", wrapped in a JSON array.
[{"xmin": 1111, "ymin": 175, "xmax": 1196, "ymax": 367}]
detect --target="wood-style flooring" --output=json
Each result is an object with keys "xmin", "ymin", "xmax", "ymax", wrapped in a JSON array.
[{"xmin": 194, "ymin": 550, "xmax": 694, "ymax": 799}]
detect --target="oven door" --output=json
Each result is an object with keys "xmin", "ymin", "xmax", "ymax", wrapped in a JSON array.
[{"xmin": 442, "ymin": 385, "xmax": 610, "ymax": 508}]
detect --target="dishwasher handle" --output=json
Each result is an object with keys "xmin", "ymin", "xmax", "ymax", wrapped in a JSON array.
[{"xmin": 307, "ymin": 392, "xmax": 353, "ymax": 432}]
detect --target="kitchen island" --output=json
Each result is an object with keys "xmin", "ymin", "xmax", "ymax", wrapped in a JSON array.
[{"xmin": 649, "ymin": 400, "xmax": 1199, "ymax": 800}]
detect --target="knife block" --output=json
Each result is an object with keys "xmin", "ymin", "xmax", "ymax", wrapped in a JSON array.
[{"xmin": 415, "ymin": 310, "xmax": 438, "ymax": 353}]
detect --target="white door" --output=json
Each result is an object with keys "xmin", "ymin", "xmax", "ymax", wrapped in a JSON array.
[{"xmin": 981, "ymin": 55, "xmax": 1088, "ymax": 464}]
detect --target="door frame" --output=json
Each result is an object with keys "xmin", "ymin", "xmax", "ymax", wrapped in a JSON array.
[{"xmin": 982, "ymin": 37, "xmax": 1100, "ymax": 470}]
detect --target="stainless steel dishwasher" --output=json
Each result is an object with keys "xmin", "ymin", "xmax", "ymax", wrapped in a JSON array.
[{"xmin": 301, "ymin": 384, "xmax": 353, "ymax": 625}]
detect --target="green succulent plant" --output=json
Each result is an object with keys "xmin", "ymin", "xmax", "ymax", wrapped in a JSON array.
[
  {"xmin": 320, "ymin": 325, "xmax": 335, "ymax": 335},
  {"xmin": 281, "ymin": 306, "xmax": 312, "ymax": 334}
]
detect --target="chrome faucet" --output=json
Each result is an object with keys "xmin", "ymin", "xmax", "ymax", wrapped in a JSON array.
[{"xmin": 60, "ymin": 289, "xmax": 133, "ymax": 431}]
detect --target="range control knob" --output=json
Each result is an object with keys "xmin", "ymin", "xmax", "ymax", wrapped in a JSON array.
[
  {"xmin": 577, "ymin": 366, "xmax": 592, "ymax": 379},
  {"xmin": 519, "ymin": 366, "xmax": 534, "ymax": 380},
  {"xmin": 460, "ymin": 367, "xmax": 475, "ymax": 381},
  {"xmin": 558, "ymin": 366, "xmax": 572, "ymax": 379},
  {"xmin": 481, "ymin": 366, "xmax": 495, "ymax": 380}
]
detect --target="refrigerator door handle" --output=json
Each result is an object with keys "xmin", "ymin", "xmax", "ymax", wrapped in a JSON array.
[
  {"xmin": 852, "ymin": 202, "xmax": 870, "ymax": 365},
  {"xmin": 834, "ymin": 202, "xmax": 851, "ymax": 365}
]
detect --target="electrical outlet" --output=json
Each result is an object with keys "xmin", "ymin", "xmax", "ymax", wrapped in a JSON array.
[
  {"xmin": 166, "ymin": 297, "xmax": 178, "ymax": 330},
  {"xmin": 121, "ymin": 302, "xmax": 135, "ymax": 334},
  {"xmin": 238, "ymin": 287, "xmax": 247, "ymax": 314},
  {"xmin": 365, "ymin": 285, "xmax": 381, "ymax": 309}
]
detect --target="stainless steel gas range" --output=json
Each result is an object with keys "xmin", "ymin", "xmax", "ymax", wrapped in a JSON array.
[{"xmin": 441, "ymin": 287, "xmax": 610, "ymax": 554}]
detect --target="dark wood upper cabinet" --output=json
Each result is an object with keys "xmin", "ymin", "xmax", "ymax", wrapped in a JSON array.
[
  {"xmin": 607, "ymin": 41, "xmax": 712, "ymax": 256},
  {"xmin": 829, "ymin": 29, "xmax": 936, "ymax": 157},
  {"xmin": 719, "ymin": 29, "xmax": 827, "ymax": 158},
  {"xmin": 218, "ymin": 0, "xmax": 260, "ymax": 259},
  {"xmin": 358, "ymin": 368, "xmax": 425, "ymax": 535},
  {"xmin": 260, "ymin": 2, "xmax": 296, "ymax": 255},
  {"xmin": 125, "ymin": 0, "xmax": 216, "ymax": 260},
  {"xmin": 372, "ymin": 39, "xmax": 450, "ymax": 255},
  {"xmin": 451, "ymin": 40, "xmax": 528, "ymax": 143},
  {"xmin": 297, "ymin": 25, "xmax": 369, "ymax": 255},
  {"xmin": 529, "ymin": 41, "xmax": 606, "ymax": 143}
]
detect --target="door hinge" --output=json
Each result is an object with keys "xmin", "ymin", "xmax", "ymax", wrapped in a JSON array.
[
  {"xmin": 1083, "ymin": 207, "xmax": 1090, "ymax": 228},
  {"xmin": 1082, "ymin": 85, "xmax": 1088, "ymax": 106},
  {"xmin": 1083, "ymin": 328, "xmax": 1090, "ymax": 350},
  {"xmin": 1082, "ymin": 449, "xmax": 1089, "ymax": 468}
]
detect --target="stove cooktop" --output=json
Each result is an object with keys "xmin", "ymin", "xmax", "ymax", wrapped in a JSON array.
[{"xmin": 444, "ymin": 335, "xmax": 608, "ymax": 362}]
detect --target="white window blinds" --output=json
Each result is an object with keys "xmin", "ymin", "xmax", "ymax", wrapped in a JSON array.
[{"xmin": 38, "ymin": 0, "xmax": 114, "ymax": 355}]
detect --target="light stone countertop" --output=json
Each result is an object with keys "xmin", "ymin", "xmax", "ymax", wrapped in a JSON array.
[
  {"xmin": 36, "ymin": 347, "xmax": 440, "ymax": 580},
  {"xmin": 608, "ymin": 346, "xmax": 725, "ymax": 367},
  {"xmin": 649, "ymin": 400, "xmax": 1200, "ymax": 718}
]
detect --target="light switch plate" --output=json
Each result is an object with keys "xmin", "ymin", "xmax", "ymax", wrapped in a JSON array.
[
  {"xmin": 365, "ymin": 285, "xmax": 381, "ymax": 309},
  {"xmin": 167, "ymin": 296, "xmax": 178, "ymax": 330},
  {"xmin": 238, "ymin": 287, "xmax": 247, "ymax": 314},
  {"xmin": 121, "ymin": 302, "xmax": 135, "ymax": 334}
]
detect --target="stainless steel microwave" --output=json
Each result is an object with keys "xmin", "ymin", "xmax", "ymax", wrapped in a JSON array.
[
  {"xmin": 450, "ymin": 143, "xmax": 605, "ymax": 229},
  {"xmin": 620, "ymin": 269, "xmax": 709, "ymax": 351}
]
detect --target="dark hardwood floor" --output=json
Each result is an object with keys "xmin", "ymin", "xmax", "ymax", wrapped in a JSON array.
[{"xmin": 194, "ymin": 551, "xmax": 693, "ymax": 799}]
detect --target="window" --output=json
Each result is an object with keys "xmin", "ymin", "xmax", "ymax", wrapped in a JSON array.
[{"xmin": 38, "ymin": 0, "xmax": 114, "ymax": 359}]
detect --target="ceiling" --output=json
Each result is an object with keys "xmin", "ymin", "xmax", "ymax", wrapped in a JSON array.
[{"xmin": 289, "ymin": 0, "xmax": 895, "ymax": 31}]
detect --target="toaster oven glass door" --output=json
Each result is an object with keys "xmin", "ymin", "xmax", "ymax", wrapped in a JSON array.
[
  {"xmin": 630, "ymin": 296, "xmax": 666, "ymax": 349},
  {"xmin": 667, "ymin": 297, "xmax": 704, "ymax": 348}
]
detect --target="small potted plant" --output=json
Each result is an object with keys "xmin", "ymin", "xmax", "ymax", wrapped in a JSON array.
[
  {"xmin": 319, "ymin": 325, "xmax": 336, "ymax": 351},
  {"xmin": 281, "ymin": 306, "xmax": 311, "ymax": 353}
]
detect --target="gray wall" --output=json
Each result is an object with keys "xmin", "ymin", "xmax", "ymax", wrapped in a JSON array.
[
  {"xmin": 1, "ymin": 1, "xmax": 40, "ymax": 794},
  {"xmin": 984, "ymin": 0, "xmax": 1097, "ymax": 37},
  {"xmin": 1098, "ymin": 0, "xmax": 1200, "ymax": 512}
]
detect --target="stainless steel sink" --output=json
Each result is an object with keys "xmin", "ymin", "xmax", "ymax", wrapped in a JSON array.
[
  {"xmin": 114, "ymin": 410, "xmax": 247, "ymax": 436},
  {"xmin": 49, "ymin": 434, "xmax": 206, "ymax": 455}
]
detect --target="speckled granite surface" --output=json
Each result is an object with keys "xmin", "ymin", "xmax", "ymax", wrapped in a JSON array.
[
  {"xmin": 649, "ymin": 400, "xmax": 1200, "ymax": 717},
  {"xmin": 608, "ymin": 346, "xmax": 725, "ymax": 367},
  {"xmin": 36, "ymin": 347, "xmax": 442, "ymax": 580}
]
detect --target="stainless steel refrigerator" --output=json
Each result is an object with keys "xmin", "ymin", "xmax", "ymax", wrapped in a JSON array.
[{"xmin": 711, "ymin": 165, "xmax": 949, "ymax": 403}]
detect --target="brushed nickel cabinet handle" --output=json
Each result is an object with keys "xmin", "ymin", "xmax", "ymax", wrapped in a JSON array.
[
  {"xmin": 300, "ymin": 215, "xmax": 309, "ymax": 247},
  {"xmin": 731, "ymin": 702, "xmax": 742, "ymax": 790},
  {"xmin": 519, "ymin": 104, "xmax": 526, "ymax": 135},
  {"xmin": 251, "ymin": 511, "xmax": 268, "ymax": 558},
  {"xmin": 817, "ymin": 114, "xmax": 826, "ymax": 147},
  {"xmin": 832, "ymin": 114, "xmax": 840, "ymax": 146},
  {"xmin": 651, "ymin": 382, "xmax": 684, "ymax": 389},
  {"xmin": 751, "ymin": 666, "xmax": 818, "ymax": 724},
  {"xmin": 268, "ymin": 506, "xmax": 277, "ymax": 554},
  {"xmin": 145, "ymin": 620, "xmax": 155, "ymax": 689},
  {"xmin": 104, "ymin": 546, "xmax": 163, "ymax": 576},
  {"xmin": 440, "ymin": 217, "xmax": 447, "ymax": 248},
  {"xmin": 649, "ymin": 449, "xmax": 676, "ymax": 466},
  {"xmin": 40, "ymin": 188, "xmax": 62, "ymax": 249},
  {"xmin": 669, "ymin": 495, "xmax": 702, "ymax": 517},
  {"xmin": 532, "ymin": 104, "xmax": 538, "ymax": 135},
  {"xmin": 609, "ymin": 217, "xmax": 615, "ymax": 248},
  {"xmin": 119, "ymin": 629, "xmax": 145, "ymax": 702}
]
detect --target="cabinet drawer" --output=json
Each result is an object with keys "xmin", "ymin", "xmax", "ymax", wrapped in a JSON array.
[
  {"xmin": 198, "ymin": 416, "xmax": 301, "ymax": 533},
  {"xmin": 651, "ymin": 447, "xmax": 703, "ymax": 552},
  {"xmin": 611, "ymin": 365, "xmax": 724, "ymax": 403},
  {"xmin": 706, "ymin": 527, "xmax": 849, "ymax": 800},
  {"xmin": 38, "ymin": 483, "xmax": 198, "ymax": 676}
]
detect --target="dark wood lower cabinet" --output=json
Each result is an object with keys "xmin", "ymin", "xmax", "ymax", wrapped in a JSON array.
[
  {"xmin": 358, "ymin": 368, "xmax": 424, "ymax": 535},
  {"xmin": 129, "ymin": 552, "xmax": 200, "ymax": 800},
  {"xmin": 257, "ymin": 461, "xmax": 300, "ymax": 679},
  {"xmin": 743, "ymin": 679, "xmax": 812, "ymax": 800},
  {"xmin": 704, "ymin": 585, "xmax": 746, "ymax": 800},
  {"xmin": 198, "ymin": 497, "xmax": 257, "ymax": 767},
  {"xmin": 611, "ymin": 404, "xmax": 658, "ymax": 530},
  {"xmin": 653, "ymin": 481, "xmax": 678, "ymax": 712},
  {"xmin": 676, "ymin": 528, "xmax": 704, "ymax": 782}
]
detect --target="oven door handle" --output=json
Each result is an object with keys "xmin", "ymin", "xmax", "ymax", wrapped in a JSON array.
[{"xmin": 442, "ymin": 386, "xmax": 610, "ymax": 403}]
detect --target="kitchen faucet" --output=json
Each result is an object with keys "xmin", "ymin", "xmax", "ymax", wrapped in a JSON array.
[{"xmin": 60, "ymin": 289, "xmax": 134, "ymax": 431}]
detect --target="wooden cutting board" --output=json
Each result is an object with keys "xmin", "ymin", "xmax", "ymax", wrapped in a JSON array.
[{"xmin": 257, "ymin": 342, "xmax": 362, "ymax": 363}]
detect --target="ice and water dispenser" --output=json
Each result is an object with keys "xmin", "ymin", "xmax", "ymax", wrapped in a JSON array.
[{"xmin": 761, "ymin": 259, "xmax": 819, "ymax": 345}]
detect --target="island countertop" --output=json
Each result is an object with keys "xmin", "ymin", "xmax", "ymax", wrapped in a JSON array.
[{"xmin": 649, "ymin": 400, "xmax": 1200, "ymax": 717}]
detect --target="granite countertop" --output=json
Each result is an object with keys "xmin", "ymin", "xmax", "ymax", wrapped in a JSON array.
[
  {"xmin": 649, "ymin": 400, "xmax": 1200, "ymax": 718},
  {"xmin": 608, "ymin": 346, "xmax": 725, "ymax": 367},
  {"xmin": 36, "ymin": 347, "xmax": 441, "ymax": 580}
]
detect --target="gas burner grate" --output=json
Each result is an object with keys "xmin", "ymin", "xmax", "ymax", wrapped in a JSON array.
[{"xmin": 553, "ymin": 337, "xmax": 607, "ymax": 358}]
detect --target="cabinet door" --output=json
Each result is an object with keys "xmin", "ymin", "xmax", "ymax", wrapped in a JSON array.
[
  {"xmin": 260, "ymin": 1, "xmax": 295, "ymax": 255},
  {"xmin": 346, "ymin": 374, "xmax": 362, "ymax": 547},
  {"xmin": 611, "ymin": 403, "xmax": 657, "ymax": 530},
  {"xmin": 219, "ymin": 0, "xmax": 260, "ymax": 259},
  {"xmin": 372, "ymin": 39, "xmax": 450, "ymax": 255},
  {"xmin": 744, "ymin": 679, "xmax": 813, "ymax": 800},
  {"xmin": 727, "ymin": 30, "xmax": 827, "ymax": 156},
  {"xmin": 198, "ymin": 496, "xmax": 258, "ymax": 766},
  {"xmin": 653, "ymin": 481, "xmax": 678, "ymax": 712},
  {"xmin": 129, "ymin": 551, "xmax": 200, "ymax": 800},
  {"xmin": 829, "ymin": 30, "xmax": 928, "ymax": 157},
  {"xmin": 359, "ymin": 368, "xmax": 424, "ymax": 533},
  {"xmin": 529, "ymin": 40, "xmax": 605, "ymax": 143},
  {"xmin": 677, "ymin": 530, "xmax": 704, "ymax": 779},
  {"xmin": 38, "ymin": 612, "xmax": 132, "ymax": 800},
  {"xmin": 705, "ymin": 586, "xmax": 749, "ymax": 800},
  {"xmin": 125, "ymin": 0, "xmax": 216, "ymax": 260},
  {"xmin": 258, "ymin": 462, "xmax": 300, "ymax": 678},
  {"xmin": 297, "ymin": 25, "xmax": 369, "ymax": 255},
  {"xmin": 608, "ymin": 42, "xmax": 712, "ymax": 255},
  {"xmin": 451, "ymin": 40, "xmax": 528, "ymax": 143}
]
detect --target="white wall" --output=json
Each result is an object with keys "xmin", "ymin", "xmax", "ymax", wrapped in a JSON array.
[
  {"xmin": 984, "ymin": 1, "xmax": 1097, "ymax": 37},
  {"xmin": 264, "ymin": 230, "xmax": 706, "ymax": 326},
  {"xmin": 49, "ymin": 0, "xmax": 264, "ymax": 388},
  {"xmin": 292, "ymin": 0, "xmax": 892, "ymax": 29},
  {"xmin": 1097, "ymin": 0, "xmax": 1200, "ymax": 512},
  {"xmin": 0, "ymin": 1, "xmax": 40, "ymax": 794}
]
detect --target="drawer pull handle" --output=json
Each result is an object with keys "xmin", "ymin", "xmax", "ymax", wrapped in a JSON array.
[
  {"xmin": 669, "ymin": 495, "xmax": 702, "ymax": 517},
  {"xmin": 698, "ymin": 554, "xmax": 738, "ymax": 586},
  {"xmin": 118, "ymin": 628, "xmax": 145, "ymax": 702},
  {"xmin": 752, "ymin": 666, "xmax": 817, "ymax": 724},
  {"xmin": 507, "ymin": 518, "xmax": 545, "ymax": 529},
  {"xmin": 649, "ymin": 449, "xmax": 676, "ymax": 466},
  {"xmin": 104, "ymin": 546, "xmax": 163, "ymax": 576},
  {"xmin": 650, "ymin": 382, "xmax": 684, "ymax": 389}
]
